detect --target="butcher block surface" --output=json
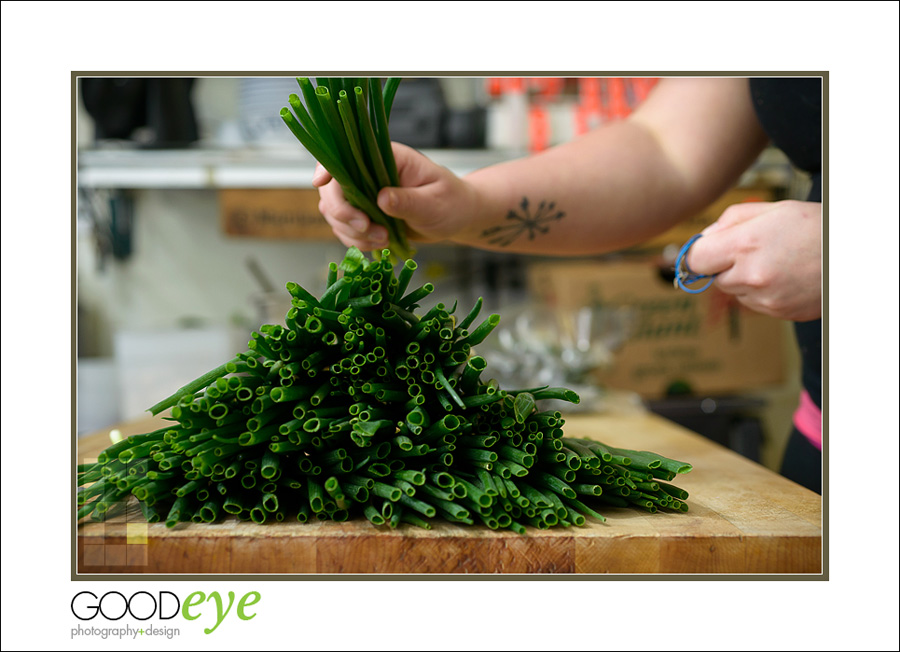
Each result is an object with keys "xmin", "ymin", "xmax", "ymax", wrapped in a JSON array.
[{"xmin": 76, "ymin": 411, "xmax": 822, "ymax": 575}]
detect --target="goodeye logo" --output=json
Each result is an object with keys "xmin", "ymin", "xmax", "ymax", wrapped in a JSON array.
[{"xmin": 70, "ymin": 590, "xmax": 261, "ymax": 638}]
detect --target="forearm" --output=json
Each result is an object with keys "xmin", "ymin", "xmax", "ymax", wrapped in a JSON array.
[
  {"xmin": 319, "ymin": 79, "xmax": 770, "ymax": 257},
  {"xmin": 450, "ymin": 78, "xmax": 770, "ymax": 256},
  {"xmin": 452, "ymin": 122, "xmax": 696, "ymax": 254}
]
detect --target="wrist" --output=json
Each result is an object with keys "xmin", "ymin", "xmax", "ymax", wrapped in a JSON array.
[{"xmin": 449, "ymin": 168, "xmax": 511, "ymax": 247}]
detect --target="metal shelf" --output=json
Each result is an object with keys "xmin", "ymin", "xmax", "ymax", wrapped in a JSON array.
[{"xmin": 77, "ymin": 147, "xmax": 519, "ymax": 189}]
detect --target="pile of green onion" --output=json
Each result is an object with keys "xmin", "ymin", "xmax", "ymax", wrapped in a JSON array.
[
  {"xmin": 77, "ymin": 78, "xmax": 692, "ymax": 531},
  {"xmin": 77, "ymin": 247, "xmax": 692, "ymax": 532}
]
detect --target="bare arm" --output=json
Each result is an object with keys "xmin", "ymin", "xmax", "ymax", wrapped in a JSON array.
[
  {"xmin": 316, "ymin": 77, "xmax": 820, "ymax": 323},
  {"xmin": 452, "ymin": 77, "xmax": 769, "ymax": 253},
  {"xmin": 317, "ymin": 77, "xmax": 770, "ymax": 255}
]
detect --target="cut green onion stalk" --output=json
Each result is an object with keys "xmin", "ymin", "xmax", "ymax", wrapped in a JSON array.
[
  {"xmin": 77, "ymin": 247, "xmax": 692, "ymax": 532},
  {"xmin": 281, "ymin": 77, "xmax": 413, "ymax": 262}
]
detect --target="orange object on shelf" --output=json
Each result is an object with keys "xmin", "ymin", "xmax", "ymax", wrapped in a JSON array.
[
  {"xmin": 486, "ymin": 77, "xmax": 504, "ymax": 97},
  {"xmin": 502, "ymin": 77, "xmax": 526, "ymax": 94},
  {"xmin": 578, "ymin": 77, "xmax": 603, "ymax": 109},
  {"xmin": 607, "ymin": 77, "xmax": 630, "ymax": 120},
  {"xmin": 528, "ymin": 77, "xmax": 565, "ymax": 99},
  {"xmin": 528, "ymin": 104, "xmax": 550, "ymax": 153}
]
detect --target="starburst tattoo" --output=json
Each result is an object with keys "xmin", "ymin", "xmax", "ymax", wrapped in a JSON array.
[{"xmin": 479, "ymin": 197, "xmax": 565, "ymax": 247}]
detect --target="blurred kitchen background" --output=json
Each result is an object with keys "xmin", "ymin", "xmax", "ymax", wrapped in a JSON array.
[{"xmin": 76, "ymin": 75, "xmax": 811, "ymax": 473}]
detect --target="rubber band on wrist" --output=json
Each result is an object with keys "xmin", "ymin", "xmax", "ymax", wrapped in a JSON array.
[{"xmin": 674, "ymin": 234, "xmax": 716, "ymax": 294}]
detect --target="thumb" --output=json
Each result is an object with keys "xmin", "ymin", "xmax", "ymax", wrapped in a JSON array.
[
  {"xmin": 685, "ymin": 229, "xmax": 739, "ymax": 277},
  {"xmin": 377, "ymin": 185, "xmax": 430, "ymax": 223},
  {"xmin": 374, "ymin": 142, "xmax": 460, "ymax": 237}
]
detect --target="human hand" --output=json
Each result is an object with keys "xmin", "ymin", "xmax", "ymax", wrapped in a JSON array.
[
  {"xmin": 312, "ymin": 142, "xmax": 477, "ymax": 251},
  {"xmin": 686, "ymin": 200, "xmax": 822, "ymax": 322}
]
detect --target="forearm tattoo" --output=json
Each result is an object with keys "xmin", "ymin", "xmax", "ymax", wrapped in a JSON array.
[{"xmin": 479, "ymin": 197, "xmax": 565, "ymax": 247}]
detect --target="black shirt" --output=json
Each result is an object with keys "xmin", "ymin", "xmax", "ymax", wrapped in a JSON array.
[{"xmin": 748, "ymin": 77, "xmax": 823, "ymax": 409}]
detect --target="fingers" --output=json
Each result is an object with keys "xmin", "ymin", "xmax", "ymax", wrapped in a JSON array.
[
  {"xmin": 311, "ymin": 163, "xmax": 333, "ymax": 188},
  {"xmin": 375, "ymin": 142, "xmax": 464, "ymax": 241},
  {"xmin": 686, "ymin": 200, "xmax": 822, "ymax": 321},
  {"xmin": 328, "ymin": 218, "xmax": 389, "ymax": 250},
  {"xmin": 377, "ymin": 186, "xmax": 409, "ymax": 218},
  {"xmin": 691, "ymin": 215, "xmax": 775, "ymax": 298},
  {"xmin": 316, "ymin": 174, "xmax": 388, "ymax": 251},
  {"xmin": 389, "ymin": 142, "xmax": 439, "ymax": 187},
  {"xmin": 376, "ymin": 146, "xmax": 429, "ymax": 219},
  {"xmin": 315, "ymin": 142, "xmax": 460, "ymax": 247},
  {"xmin": 688, "ymin": 201, "xmax": 775, "ymax": 274},
  {"xmin": 701, "ymin": 200, "xmax": 771, "ymax": 235},
  {"xmin": 376, "ymin": 179, "xmax": 450, "ymax": 243},
  {"xmin": 685, "ymin": 226, "xmax": 742, "ymax": 277}
]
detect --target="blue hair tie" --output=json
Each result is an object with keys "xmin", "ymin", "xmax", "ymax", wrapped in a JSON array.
[{"xmin": 674, "ymin": 234, "xmax": 716, "ymax": 294}]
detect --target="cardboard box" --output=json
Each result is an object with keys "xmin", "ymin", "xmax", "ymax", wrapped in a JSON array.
[
  {"xmin": 219, "ymin": 188, "xmax": 336, "ymax": 240},
  {"xmin": 527, "ymin": 260, "xmax": 786, "ymax": 398}
]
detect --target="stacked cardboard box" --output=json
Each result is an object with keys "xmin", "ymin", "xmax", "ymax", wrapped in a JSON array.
[{"xmin": 528, "ymin": 258, "xmax": 786, "ymax": 399}]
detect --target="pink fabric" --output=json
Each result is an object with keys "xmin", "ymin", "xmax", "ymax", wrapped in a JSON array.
[{"xmin": 792, "ymin": 390, "xmax": 822, "ymax": 451}]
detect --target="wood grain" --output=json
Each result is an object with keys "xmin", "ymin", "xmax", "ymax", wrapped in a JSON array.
[{"xmin": 77, "ymin": 412, "xmax": 822, "ymax": 575}]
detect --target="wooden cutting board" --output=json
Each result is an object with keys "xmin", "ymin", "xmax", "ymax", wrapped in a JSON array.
[{"xmin": 76, "ymin": 411, "xmax": 822, "ymax": 575}]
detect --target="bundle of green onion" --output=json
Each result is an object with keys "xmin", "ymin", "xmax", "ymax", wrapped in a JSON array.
[
  {"xmin": 77, "ymin": 247, "xmax": 692, "ymax": 532},
  {"xmin": 280, "ymin": 76, "xmax": 413, "ymax": 260}
]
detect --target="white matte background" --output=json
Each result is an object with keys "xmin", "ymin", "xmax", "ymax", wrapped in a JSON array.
[{"xmin": 2, "ymin": 1, "xmax": 898, "ymax": 650}]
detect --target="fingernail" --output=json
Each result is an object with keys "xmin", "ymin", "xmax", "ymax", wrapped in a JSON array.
[
  {"xmin": 379, "ymin": 189, "xmax": 395, "ymax": 211},
  {"xmin": 350, "ymin": 218, "xmax": 368, "ymax": 231}
]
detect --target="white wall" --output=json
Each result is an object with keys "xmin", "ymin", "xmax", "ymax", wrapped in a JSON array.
[{"xmin": 76, "ymin": 184, "xmax": 359, "ymax": 430}]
